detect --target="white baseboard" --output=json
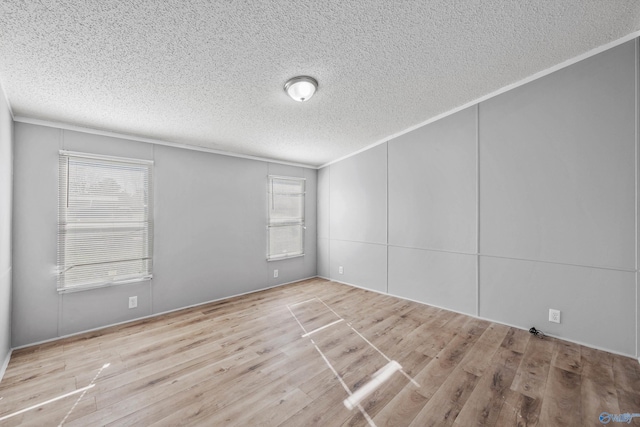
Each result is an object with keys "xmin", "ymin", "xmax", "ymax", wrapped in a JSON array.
[
  {"xmin": 13, "ymin": 276, "xmax": 321, "ymax": 351},
  {"xmin": 0, "ymin": 349, "xmax": 12, "ymax": 383},
  {"xmin": 328, "ymin": 278, "xmax": 637, "ymax": 360}
]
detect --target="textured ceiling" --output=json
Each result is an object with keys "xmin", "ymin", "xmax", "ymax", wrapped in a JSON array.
[{"xmin": 0, "ymin": 1, "xmax": 639, "ymax": 167}]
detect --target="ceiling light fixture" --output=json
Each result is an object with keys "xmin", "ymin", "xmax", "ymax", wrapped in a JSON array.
[{"xmin": 284, "ymin": 76, "xmax": 318, "ymax": 102}]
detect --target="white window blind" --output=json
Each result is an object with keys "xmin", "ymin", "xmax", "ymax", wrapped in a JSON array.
[
  {"xmin": 267, "ymin": 176, "xmax": 305, "ymax": 260},
  {"xmin": 57, "ymin": 151, "xmax": 153, "ymax": 291}
]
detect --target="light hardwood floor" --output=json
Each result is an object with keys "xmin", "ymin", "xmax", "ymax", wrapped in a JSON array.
[{"xmin": 0, "ymin": 278, "xmax": 639, "ymax": 426}]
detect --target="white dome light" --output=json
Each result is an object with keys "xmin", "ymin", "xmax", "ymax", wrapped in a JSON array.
[{"xmin": 284, "ymin": 76, "xmax": 318, "ymax": 102}]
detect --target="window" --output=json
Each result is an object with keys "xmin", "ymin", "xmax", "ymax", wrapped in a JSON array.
[
  {"xmin": 57, "ymin": 151, "xmax": 153, "ymax": 291},
  {"xmin": 267, "ymin": 176, "xmax": 305, "ymax": 260}
]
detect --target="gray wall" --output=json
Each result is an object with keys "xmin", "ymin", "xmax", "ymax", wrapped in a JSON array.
[
  {"xmin": 319, "ymin": 39, "xmax": 638, "ymax": 357},
  {"xmin": 12, "ymin": 124, "xmax": 317, "ymax": 347},
  {"xmin": 0, "ymin": 86, "xmax": 13, "ymax": 373},
  {"xmin": 478, "ymin": 40, "xmax": 636, "ymax": 357},
  {"xmin": 317, "ymin": 167, "xmax": 330, "ymax": 279},
  {"xmin": 329, "ymin": 144, "xmax": 387, "ymax": 292}
]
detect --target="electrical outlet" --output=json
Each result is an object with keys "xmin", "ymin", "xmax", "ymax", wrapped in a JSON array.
[
  {"xmin": 338, "ymin": 266, "xmax": 344, "ymax": 274},
  {"xmin": 129, "ymin": 296, "xmax": 138, "ymax": 309},
  {"xmin": 549, "ymin": 308, "xmax": 560, "ymax": 323},
  {"xmin": 273, "ymin": 269, "xmax": 278, "ymax": 278}
]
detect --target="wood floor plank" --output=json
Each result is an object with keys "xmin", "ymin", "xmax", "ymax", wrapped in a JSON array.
[
  {"xmin": 243, "ymin": 388, "xmax": 313, "ymax": 427},
  {"xmin": 106, "ymin": 350, "xmax": 292, "ymax": 426},
  {"xmin": 373, "ymin": 387, "xmax": 428, "ymax": 427},
  {"xmin": 0, "ymin": 278, "xmax": 636, "ymax": 426},
  {"xmin": 414, "ymin": 312, "xmax": 469, "ymax": 358},
  {"xmin": 511, "ymin": 336, "xmax": 555, "ymax": 399},
  {"xmin": 453, "ymin": 350, "xmax": 522, "ymax": 426},
  {"xmin": 349, "ymin": 351, "xmax": 432, "ymax": 423},
  {"xmin": 0, "ymin": 360, "xmax": 67, "ymax": 389},
  {"xmin": 581, "ymin": 377, "xmax": 620, "ymax": 427},
  {"xmin": 581, "ymin": 345, "xmax": 615, "ymax": 386},
  {"xmin": 289, "ymin": 298, "xmax": 342, "ymax": 333},
  {"xmin": 613, "ymin": 354, "xmax": 640, "ymax": 394},
  {"xmin": 18, "ymin": 395, "xmax": 96, "ymax": 426},
  {"xmin": 149, "ymin": 353, "xmax": 317, "ymax": 426},
  {"xmin": 551, "ymin": 340, "xmax": 582, "ymax": 374},
  {"xmin": 500, "ymin": 327, "xmax": 531, "ymax": 353},
  {"xmin": 537, "ymin": 366, "xmax": 582, "ymax": 427},
  {"xmin": 615, "ymin": 389, "xmax": 640, "ymax": 426},
  {"xmin": 66, "ymin": 350, "xmax": 272, "ymax": 426},
  {"xmin": 408, "ymin": 368, "xmax": 479, "ymax": 426},
  {"xmin": 298, "ymin": 367, "xmax": 341, "ymax": 401},
  {"xmin": 494, "ymin": 390, "xmax": 542, "ymax": 427},
  {"xmin": 459, "ymin": 323, "xmax": 510, "ymax": 376},
  {"xmin": 372, "ymin": 319, "xmax": 483, "ymax": 426},
  {"xmin": 493, "ymin": 347, "xmax": 525, "ymax": 372},
  {"xmin": 94, "ymin": 344, "xmax": 261, "ymax": 410},
  {"xmin": 0, "ymin": 376, "xmax": 77, "ymax": 414},
  {"xmin": 414, "ymin": 319, "xmax": 485, "ymax": 401},
  {"xmin": 151, "ymin": 322, "xmax": 318, "ymax": 426},
  {"xmin": 370, "ymin": 314, "xmax": 423, "ymax": 357},
  {"xmin": 278, "ymin": 383, "xmax": 353, "ymax": 427}
]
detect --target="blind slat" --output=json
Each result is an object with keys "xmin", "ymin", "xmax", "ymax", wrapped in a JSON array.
[
  {"xmin": 58, "ymin": 152, "xmax": 153, "ymax": 289},
  {"xmin": 267, "ymin": 176, "xmax": 305, "ymax": 260}
]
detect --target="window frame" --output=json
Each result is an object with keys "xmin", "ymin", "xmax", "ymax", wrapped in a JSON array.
[
  {"xmin": 266, "ymin": 175, "xmax": 306, "ymax": 261},
  {"xmin": 57, "ymin": 150, "xmax": 154, "ymax": 293}
]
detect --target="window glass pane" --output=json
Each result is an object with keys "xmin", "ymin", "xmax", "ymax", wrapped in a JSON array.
[
  {"xmin": 64, "ymin": 259, "xmax": 152, "ymax": 288},
  {"xmin": 267, "ymin": 176, "xmax": 305, "ymax": 260},
  {"xmin": 58, "ymin": 152, "xmax": 153, "ymax": 289},
  {"xmin": 268, "ymin": 225, "xmax": 303, "ymax": 259},
  {"xmin": 271, "ymin": 178, "xmax": 304, "ymax": 194},
  {"xmin": 268, "ymin": 193, "xmax": 303, "ymax": 224},
  {"xmin": 67, "ymin": 158, "xmax": 149, "ymax": 223}
]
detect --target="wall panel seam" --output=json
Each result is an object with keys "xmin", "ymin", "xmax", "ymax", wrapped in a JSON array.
[
  {"xmin": 329, "ymin": 238, "xmax": 389, "ymax": 247},
  {"xmin": 386, "ymin": 142, "xmax": 389, "ymax": 294},
  {"xmin": 480, "ymin": 253, "xmax": 636, "ymax": 273},
  {"xmin": 388, "ymin": 244, "xmax": 477, "ymax": 256},
  {"xmin": 635, "ymin": 36, "xmax": 639, "ymax": 358},
  {"xmin": 476, "ymin": 103, "xmax": 481, "ymax": 317},
  {"xmin": 57, "ymin": 129, "xmax": 64, "ymax": 338}
]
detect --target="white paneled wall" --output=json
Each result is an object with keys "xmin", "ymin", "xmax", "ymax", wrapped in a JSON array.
[
  {"xmin": 11, "ymin": 124, "xmax": 317, "ymax": 347},
  {"xmin": 319, "ymin": 39, "xmax": 638, "ymax": 357},
  {"xmin": 388, "ymin": 106, "xmax": 477, "ymax": 254},
  {"xmin": 317, "ymin": 167, "xmax": 330, "ymax": 279},
  {"xmin": 329, "ymin": 144, "xmax": 387, "ymax": 244},
  {"xmin": 0, "ymin": 85, "xmax": 13, "ymax": 375},
  {"xmin": 479, "ymin": 41, "xmax": 635, "ymax": 270}
]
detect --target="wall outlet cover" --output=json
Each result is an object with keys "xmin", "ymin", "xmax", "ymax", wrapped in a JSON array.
[
  {"xmin": 549, "ymin": 308, "xmax": 560, "ymax": 323},
  {"xmin": 129, "ymin": 296, "xmax": 138, "ymax": 309},
  {"xmin": 273, "ymin": 269, "xmax": 278, "ymax": 278}
]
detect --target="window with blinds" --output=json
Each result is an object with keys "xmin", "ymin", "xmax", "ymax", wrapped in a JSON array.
[
  {"xmin": 57, "ymin": 151, "xmax": 153, "ymax": 291},
  {"xmin": 267, "ymin": 176, "xmax": 305, "ymax": 260}
]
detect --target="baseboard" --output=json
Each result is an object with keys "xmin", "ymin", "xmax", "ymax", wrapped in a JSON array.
[
  {"xmin": 327, "ymin": 277, "xmax": 637, "ymax": 360},
  {"xmin": 12, "ymin": 275, "xmax": 634, "ymax": 361},
  {"xmin": 0, "ymin": 349, "xmax": 12, "ymax": 383},
  {"xmin": 13, "ymin": 276, "xmax": 321, "ymax": 351}
]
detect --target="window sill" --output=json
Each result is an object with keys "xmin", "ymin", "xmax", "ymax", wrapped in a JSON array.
[
  {"xmin": 57, "ymin": 275, "xmax": 153, "ymax": 294},
  {"xmin": 267, "ymin": 253, "xmax": 305, "ymax": 262}
]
